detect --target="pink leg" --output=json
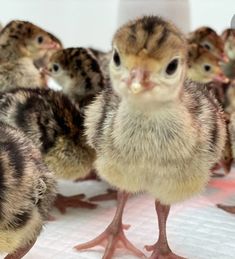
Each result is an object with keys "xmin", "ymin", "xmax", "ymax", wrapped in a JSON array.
[
  {"xmin": 89, "ymin": 188, "xmax": 118, "ymax": 202},
  {"xmin": 74, "ymin": 191, "xmax": 146, "ymax": 259},
  {"xmin": 54, "ymin": 193, "xmax": 97, "ymax": 214},
  {"xmin": 217, "ymin": 204, "xmax": 235, "ymax": 214},
  {"xmin": 145, "ymin": 201, "xmax": 185, "ymax": 259},
  {"xmin": 4, "ymin": 240, "xmax": 36, "ymax": 259},
  {"xmin": 74, "ymin": 169, "xmax": 100, "ymax": 182}
]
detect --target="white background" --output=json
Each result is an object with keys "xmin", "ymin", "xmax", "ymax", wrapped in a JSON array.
[{"xmin": 0, "ymin": 0, "xmax": 234, "ymax": 51}]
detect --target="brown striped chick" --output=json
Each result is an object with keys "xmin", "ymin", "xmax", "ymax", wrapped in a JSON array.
[
  {"xmin": 0, "ymin": 57, "xmax": 47, "ymax": 91},
  {"xmin": 0, "ymin": 88, "xmax": 97, "ymax": 213},
  {"xmin": 74, "ymin": 16, "xmax": 226, "ymax": 259},
  {"xmin": 45, "ymin": 47, "xmax": 105, "ymax": 110},
  {"xmin": 0, "ymin": 121, "xmax": 56, "ymax": 259},
  {"xmin": 0, "ymin": 20, "xmax": 61, "ymax": 64},
  {"xmin": 187, "ymin": 43, "xmax": 232, "ymax": 176},
  {"xmin": 44, "ymin": 47, "xmax": 117, "ymax": 191},
  {"xmin": 188, "ymin": 26, "xmax": 227, "ymax": 62},
  {"xmin": 217, "ymin": 106, "xmax": 235, "ymax": 214}
]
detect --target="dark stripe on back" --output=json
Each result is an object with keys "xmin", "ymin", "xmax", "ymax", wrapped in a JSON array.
[
  {"xmin": 3, "ymin": 141, "xmax": 24, "ymax": 180},
  {"xmin": 0, "ymin": 159, "xmax": 6, "ymax": 220},
  {"xmin": 9, "ymin": 210, "xmax": 32, "ymax": 229}
]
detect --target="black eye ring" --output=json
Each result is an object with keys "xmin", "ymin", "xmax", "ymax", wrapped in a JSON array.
[
  {"xmin": 165, "ymin": 58, "xmax": 179, "ymax": 76},
  {"xmin": 37, "ymin": 36, "xmax": 44, "ymax": 44},
  {"xmin": 53, "ymin": 64, "xmax": 59, "ymax": 72},
  {"xmin": 204, "ymin": 64, "xmax": 211, "ymax": 72},
  {"xmin": 113, "ymin": 49, "xmax": 121, "ymax": 67}
]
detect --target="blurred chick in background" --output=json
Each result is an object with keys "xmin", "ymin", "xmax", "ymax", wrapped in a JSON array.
[
  {"xmin": 0, "ymin": 88, "xmax": 98, "ymax": 213},
  {"xmin": 188, "ymin": 26, "xmax": 227, "ymax": 61},
  {"xmin": 0, "ymin": 20, "xmax": 62, "ymax": 90},
  {"xmin": 45, "ymin": 48, "xmax": 105, "ymax": 109},
  {"xmin": 0, "ymin": 122, "xmax": 56, "ymax": 259},
  {"xmin": 0, "ymin": 20, "xmax": 61, "ymax": 64}
]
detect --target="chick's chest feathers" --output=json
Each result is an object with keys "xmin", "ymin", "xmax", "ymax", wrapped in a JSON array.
[
  {"xmin": 85, "ymin": 82, "xmax": 226, "ymax": 204},
  {"xmin": 0, "ymin": 57, "xmax": 46, "ymax": 90},
  {"xmin": 0, "ymin": 122, "xmax": 56, "ymax": 254}
]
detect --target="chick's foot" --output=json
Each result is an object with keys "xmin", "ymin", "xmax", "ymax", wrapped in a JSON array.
[
  {"xmin": 54, "ymin": 193, "xmax": 97, "ymax": 214},
  {"xmin": 145, "ymin": 201, "xmax": 186, "ymax": 259},
  {"xmin": 4, "ymin": 240, "xmax": 36, "ymax": 259},
  {"xmin": 146, "ymin": 243, "xmax": 185, "ymax": 259},
  {"xmin": 89, "ymin": 188, "xmax": 118, "ymax": 202},
  {"xmin": 74, "ymin": 191, "xmax": 146, "ymax": 259},
  {"xmin": 217, "ymin": 204, "xmax": 235, "ymax": 214}
]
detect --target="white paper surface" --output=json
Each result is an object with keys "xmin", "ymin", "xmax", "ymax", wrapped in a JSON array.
[{"xmin": 2, "ymin": 170, "xmax": 235, "ymax": 259}]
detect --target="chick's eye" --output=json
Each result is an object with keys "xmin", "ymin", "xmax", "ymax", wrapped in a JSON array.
[
  {"xmin": 165, "ymin": 59, "xmax": 179, "ymax": 76},
  {"xmin": 113, "ymin": 50, "xmax": 121, "ymax": 67},
  {"xmin": 37, "ymin": 36, "xmax": 44, "ymax": 44},
  {"xmin": 204, "ymin": 64, "xmax": 211, "ymax": 72},
  {"xmin": 52, "ymin": 64, "xmax": 60, "ymax": 72},
  {"xmin": 203, "ymin": 43, "xmax": 211, "ymax": 50}
]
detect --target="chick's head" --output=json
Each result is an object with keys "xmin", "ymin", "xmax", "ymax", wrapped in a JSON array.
[
  {"xmin": 46, "ymin": 48, "xmax": 104, "ymax": 98},
  {"xmin": 110, "ymin": 16, "xmax": 188, "ymax": 106},
  {"xmin": 222, "ymin": 29, "xmax": 235, "ymax": 60},
  {"xmin": 188, "ymin": 27, "xmax": 226, "ymax": 62},
  {"xmin": 0, "ymin": 20, "xmax": 62, "ymax": 59},
  {"xmin": 188, "ymin": 44, "xmax": 229, "ymax": 84}
]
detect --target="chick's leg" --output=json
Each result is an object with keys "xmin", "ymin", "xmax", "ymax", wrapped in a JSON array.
[
  {"xmin": 4, "ymin": 240, "xmax": 36, "ymax": 259},
  {"xmin": 54, "ymin": 193, "xmax": 97, "ymax": 214},
  {"xmin": 89, "ymin": 188, "xmax": 118, "ymax": 202},
  {"xmin": 74, "ymin": 191, "xmax": 146, "ymax": 259},
  {"xmin": 217, "ymin": 204, "xmax": 235, "ymax": 214},
  {"xmin": 145, "ymin": 201, "xmax": 185, "ymax": 259}
]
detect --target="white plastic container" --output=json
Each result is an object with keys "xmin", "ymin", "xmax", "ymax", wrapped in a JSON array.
[{"xmin": 117, "ymin": 0, "xmax": 191, "ymax": 33}]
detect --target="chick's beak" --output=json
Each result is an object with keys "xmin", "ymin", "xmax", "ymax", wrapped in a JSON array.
[
  {"xmin": 125, "ymin": 68, "xmax": 155, "ymax": 94},
  {"xmin": 43, "ymin": 41, "xmax": 61, "ymax": 50},
  {"xmin": 40, "ymin": 67, "xmax": 51, "ymax": 76},
  {"xmin": 221, "ymin": 53, "xmax": 229, "ymax": 63},
  {"xmin": 213, "ymin": 71, "xmax": 230, "ymax": 83}
]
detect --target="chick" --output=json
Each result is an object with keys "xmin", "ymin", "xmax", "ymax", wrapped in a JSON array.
[
  {"xmin": 188, "ymin": 26, "xmax": 226, "ymax": 61},
  {"xmin": 45, "ymin": 47, "xmax": 105, "ymax": 109},
  {"xmin": 0, "ymin": 88, "xmax": 97, "ymax": 213},
  {"xmin": 222, "ymin": 28, "xmax": 235, "ymax": 61},
  {"xmin": 221, "ymin": 29, "xmax": 235, "ymax": 80},
  {"xmin": 217, "ymin": 109, "xmax": 235, "ymax": 214},
  {"xmin": 0, "ymin": 121, "xmax": 56, "ymax": 259},
  {"xmin": 0, "ymin": 20, "xmax": 61, "ymax": 64},
  {"xmin": 75, "ymin": 16, "xmax": 226, "ymax": 258},
  {"xmin": 188, "ymin": 43, "xmax": 229, "ymax": 84},
  {"xmin": 0, "ymin": 57, "xmax": 47, "ymax": 91}
]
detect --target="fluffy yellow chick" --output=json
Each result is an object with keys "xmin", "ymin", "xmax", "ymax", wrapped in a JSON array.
[{"xmin": 75, "ymin": 16, "xmax": 226, "ymax": 258}]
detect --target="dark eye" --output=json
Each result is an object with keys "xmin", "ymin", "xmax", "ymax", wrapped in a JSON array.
[
  {"xmin": 204, "ymin": 64, "xmax": 211, "ymax": 72},
  {"xmin": 165, "ymin": 59, "xmax": 179, "ymax": 76},
  {"xmin": 37, "ymin": 36, "xmax": 44, "ymax": 44},
  {"xmin": 113, "ymin": 50, "xmax": 121, "ymax": 66},
  {"xmin": 52, "ymin": 64, "xmax": 60, "ymax": 72},
  {"xmin": 203, "ymin": 43, "xmax": 211, "ymax": 50}
]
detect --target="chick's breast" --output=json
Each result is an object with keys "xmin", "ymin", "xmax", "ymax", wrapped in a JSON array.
[{"xmin": 85, "ymin": 82, "xmax": 226, "ymax": 205}]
